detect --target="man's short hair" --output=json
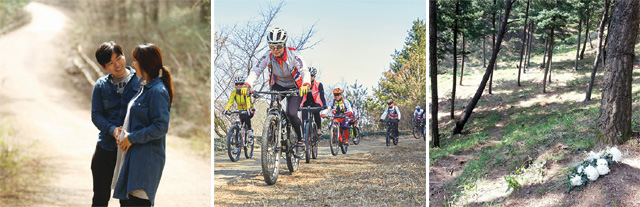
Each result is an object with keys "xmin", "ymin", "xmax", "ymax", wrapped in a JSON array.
[{"xmin": 95, "ymin": 41, "xmax": 123, "ymax": 67}]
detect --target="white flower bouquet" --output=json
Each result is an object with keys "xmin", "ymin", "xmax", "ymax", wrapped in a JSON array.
[{"xmin": 566, "ymin": 146, "xmax": 623, "ymax": 192}]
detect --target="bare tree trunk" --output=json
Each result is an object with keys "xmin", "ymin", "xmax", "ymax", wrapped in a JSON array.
[
  {"xmin": 489, "ymin": 0, "xmax": 496, "ymax": 95},
  {"xmin": 453, "ymin": 0, "xmax": 514, "ymax": 135},
  {"xmin": 597, "ymin": 0, "xmax": 640, "ymax": 146},
  {"xmin": 152, "ymin": 0, "xmax": 159, "ymax": 23},
  {"xmin": 460, "ymin": 35, "xmax": 465, "ymax": 85},
  {"xmin": 602, "ymin": 13, "xmax": 613, "ymax": 67},
  {"xmin": 584, "ymin": 0, "xmax": 611, "ymax": 102},
  {"xmin": 542, "ymin": 38, "xmax": 548, "ymax": 67},
  {"xmin": 483, "ymin": 37, "xmax": 486, "ymax": 68},
  {"xmin": 429, "ymin": 0, "xmax": 439, "ymax": 147},
  {"xmin": 141, "ymin": 0, "xmax": 148, "ymax": 34},
  {"xmin": 526, "ymin": 21, "xmax": 533, "ymax": 67},
  {"xmin": 580, "ymin": 15, "xmax": 590, "ymax": 59},
  {"xmin": 451, "ymin": 0, "xmax": 459, "ymax": 119},
  {"xmin": 517, "ymin": 0, "xmax": 530, "ymax": 86},
  {"xmin": 585, "ymin": 0, "xmax": 611, "ymax": 102},
  {"xmin": 575, "ymin": 19, "xmax": 582, "ymax": 71},
  {"xmin": 543, "ymin": 21, "xmax": 556, "ymax": 94}
]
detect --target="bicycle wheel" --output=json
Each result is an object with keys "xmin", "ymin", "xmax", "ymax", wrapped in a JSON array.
[
  {"xmin": 330, "ymin": 125, "xmax": 339, "ymax": 156},
  {"xmin": 393, "ymin": 122, "xmax": 399, "ymax": 145},
  {"xmin": 261, "ymin": 115, "xmax": 281, "ymax": 185},
  {"xmin": 227, "ymin": 126, "xmax": 241, "ymax": 162},
  {"xmin": 386, "ymin": 126, "xmax": 391, "ymax": 146},
  {"xmin": 352, "ymin": 127, "xmax": 360, "ymax": 145},
  {"xmin": 286, "ymin": 126, "xmax": 299, "ymax": 173},
  {"xmin": 311, "ymin": 123, "xmax": 318, "ymax": 159},
  {"xmin": 413, "ymin": 125, "xmax": 420, "ymax": 139},
  {"xmin": 304, "ymin": 122, "xmax": 311, "ymax": 163},
  {"xmin": 244, "ymin": 127, "xmax": 254, "ymax": 159}
]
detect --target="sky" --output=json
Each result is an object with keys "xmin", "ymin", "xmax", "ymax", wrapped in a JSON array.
[{"xmin": 214, "ymin": 0, "xmax": 426, "ymax": 95}]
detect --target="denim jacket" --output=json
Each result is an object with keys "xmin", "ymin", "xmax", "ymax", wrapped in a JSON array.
[
  {"xmin": 91, "ymin": 66, "xmax": 141, "ymax": 151},
  {"xmin": 113, "ymin": 77, "xmax": 170, "ymax": 205}
]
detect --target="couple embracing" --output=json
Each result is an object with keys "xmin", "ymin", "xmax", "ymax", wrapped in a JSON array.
[{"xmin": 90, "ymin": 41, "xmax": 174, "ymax": 206}]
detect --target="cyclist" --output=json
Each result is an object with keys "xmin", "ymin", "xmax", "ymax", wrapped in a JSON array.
[
  {"xmin": 300, "ymin": 67, "xmax": 327, "ymax": 136},
  {"xmin": 412, "ymin": 105, "xmax": 425, "ymax": 124},
  {"xmin": 379, "ymin": 99, "xmax": 401, "ymax": 136},
  {"xmin": 242, "ymin": 27, "xmax": 311, "ymax": 158},
  {"xmin": 222, "ymin": 77, "xmax": 256, "ymax": 139},
  {"xmin": 348, "ymin": 101, "xmax": 359, "ymax": 137},
  {"xmin": 321, "ymin": 88, "xmax": 353, "ymax": 144}
]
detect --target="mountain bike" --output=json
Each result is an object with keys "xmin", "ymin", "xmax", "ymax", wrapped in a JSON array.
[
  {"xmin": 299, "ymin": 106, "xmax": 324, "ymax": 163},
  {"xmin": 254, "ymin": 89, "xmax": 300, "ymax": 185},
  {"xmin": 412, "ymin": 118, "xmax": 425, "ymax": 139},
  {"xmin": 380, "ymin": 119, "xmax": 399, "ymax": 146},
  {"xmin": 349, "ymin": 119, "xmax": 360, "ymax": 145},
  {"xmin": 225, "ymin": 110, "xmax": 254, "ymax": 162},
  {"xmin": 326, "ymin": 114, "xmax": 350, "ymax": 155}
]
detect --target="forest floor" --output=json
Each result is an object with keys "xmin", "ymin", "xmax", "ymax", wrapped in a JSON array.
[{"xmin": 430, "ymin": 37, "xmax": 640, "ymax": 206}]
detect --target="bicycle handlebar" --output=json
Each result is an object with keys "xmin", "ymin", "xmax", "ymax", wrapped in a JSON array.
[
  {"xmin": 253, "ymin": 89, "xmax": 299, "ymax": 97},
  {"xmin": 225, "ymin": 110, "xmax": 249, "ymax": 115},
  {"xmin": 298, "ymin": 106, "xmax": 324, "ymax": 111}
]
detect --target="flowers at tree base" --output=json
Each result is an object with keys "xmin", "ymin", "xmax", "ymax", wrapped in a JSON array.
[
  {"xmin": 584, "ymin": 165, "xmax": 599, "ymax": 181},
  {"xmin": 570, "ymin": 175, "xmax": 583, "ymax": 186},
  {"xmin": 566, "ymin": 147, "xmax": 623, "ymax": 192}
]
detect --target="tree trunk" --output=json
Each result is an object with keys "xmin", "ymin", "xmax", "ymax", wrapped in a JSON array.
[
  {"xmin": 483, "ymin": 37, "xmax": 486, "ymax": 68},
  {"xmin": 152, "ymin": 0, "xmax": 159, "ymax": 23},
  {"xmin": 451, "ymin": 0, "xmax": 459, "ymax": 119},
  {"xmin": 453, "ymin": 0, "xmax": 514, "ymax": 135},
  {"xmin": 602, "ymin": 12, "xmax": 613, "ymax": 67},
  {"xmin": 489, "ymin": 0, "xmax": 496, "ymax": 95},
  {"xmin": 141, "ymin": 0, "xmax": 148, "ymax": 34},
  {"xmin": 200, "ymin": 0, "xmax": 209, "ymax": 23},
  {"xmin": 597, "ymin": 0, "xmax": 640, "ymax": 146},
  {"xmin": 517, "ymin": 0, "xmax": 531, "ymax": 86},
  {"xmin": 460, "ymin": 35, "xmax": 465, "ymax": 85},
  {"xmin": 585, "ymin": 0, "xmax": 611, "ymax": 102},
  {"xmin": 526, "ymin": 21, "xmax": 533, "ymax": 67},
  {"xmin": 429, "ymin": 0, "xmax": 439, "ymax": 147},
  {"xmin": 580, "ymin": 15, "xmax": 590, "ymax": 59},
  {"xmin": 575, "ymin": 19, "xmax": 582, "ymax": 71},
  {"xmin": 543, "ymin": 24, "xmax": 555, "ymax": 93},
  {"xmin": 542, "ymin": 38, "xmax": 548, "ymax": 67}
]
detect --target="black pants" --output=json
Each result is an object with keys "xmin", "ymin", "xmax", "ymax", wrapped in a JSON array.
[
  {"xmin": 301, "ymin": 102, "xmax": 322, "ymax": 130},
  {"xmin": 240, "ymin": 112, "xmax": 253, "ymax": 130},
  {"xmin": 119, "ymin": 196, "xmax": 151, "ymax": 207},
  {"xmin": 271, "ymin": 84, "xmax": 303, "ymax": 140},
  {"xmin": 91, "ymin": 144, "xmax": 117, "ymax": 207}
]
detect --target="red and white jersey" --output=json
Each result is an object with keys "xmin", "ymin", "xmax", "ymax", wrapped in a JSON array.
[
  {"xmin": 246, "ymin": 47, "xmax": 310, "ymax": 89},
  {"xmin": 381, "ymin": 105, "xmax": 401, "ymax": 120}
]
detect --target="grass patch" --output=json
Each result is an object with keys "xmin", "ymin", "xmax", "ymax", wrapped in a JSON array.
[{"xmin": 0, "ymin": 117, "xmax": 43, "ymax": 206}]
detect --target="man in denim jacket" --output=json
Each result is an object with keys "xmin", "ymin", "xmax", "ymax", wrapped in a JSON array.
[{"xmin": 90, "ymin": 41, "xmax": 141, "ymax": 206}]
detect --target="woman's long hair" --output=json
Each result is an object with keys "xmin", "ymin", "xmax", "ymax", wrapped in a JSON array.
[{"xmin": 132, "ymin": 43, "xmax": 174, "ymax": 105}]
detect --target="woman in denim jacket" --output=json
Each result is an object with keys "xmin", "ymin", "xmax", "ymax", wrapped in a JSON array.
[{"xmin": 113, "ymin": 43, "xmax": 174, "ymax": 206}]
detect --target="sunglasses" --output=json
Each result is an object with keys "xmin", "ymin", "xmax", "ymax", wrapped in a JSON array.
[
  {"xmin": 235, "ymin": 83, "xmax": 243, "ymax": 86},
  {"xmin": 269, "ymin": 45, "xmax": 284, "ymax": 50},
  {"xmin": 334, "ymin": 93, "xmax": 341, "ymax": 96}
]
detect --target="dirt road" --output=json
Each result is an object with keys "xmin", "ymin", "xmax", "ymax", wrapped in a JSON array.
[
  {"xmin": 214, "ymin": 134, "xmax": 427, "ymax": 206},
  {"xmin": 0, "ymin": 2, "xmax": 210, "ymax": 206}
]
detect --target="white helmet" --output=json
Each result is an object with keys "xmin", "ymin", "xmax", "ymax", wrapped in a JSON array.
[
  {"xmin": 267, "ymin": 27, "xmax": 287, "ymax": 46},
  {"xmin": 416, "ymin": 106, "xmax": 421, "ymax": 110},
  {"xmin": 309, "ymin": 67, "xmax": 317, "ymax": 76},
  {"xmin": 234, "ymin": 76, "xmax": 245, "ymax": 85}
]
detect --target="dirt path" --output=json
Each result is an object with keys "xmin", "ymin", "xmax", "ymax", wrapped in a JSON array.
[
  {"xmin": 0, "ymin": 2, "xmax": 210, "ymax": 206},
  {"xmin": 214, "ymin": 134, "xmax": 426, "ymax": 206}
]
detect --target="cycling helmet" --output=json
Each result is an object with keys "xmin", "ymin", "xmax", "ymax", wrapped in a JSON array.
[
  {"xmin": 233, "ymin": 76, "xmax": 245, "ymax": 85},
  {"xmin": 309, "ymin": 67, "xmax": 317, "ymax": 76},
  {"xmin": 416, "ymin": 106, "xmax": 420, "ymax": 110},
  {"xmin": 387, "ymin": 99, "xmax": 393, "ymax": 105},
  {"xmin": 267, "ymin": 27, "xmax": 287, "ymax": 46},
  {"xmin": 333, "ymin": 88, "xmax": 343, "ymax": 94}
]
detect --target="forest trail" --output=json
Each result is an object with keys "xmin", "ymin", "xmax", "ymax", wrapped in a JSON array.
[
  {"xmin": 0, "ymin": 2, "xmax": 210, "ymax": 206},
  {"xmin": 214, "ymin": 134, "xmax": 426, "ymax": 206}
]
